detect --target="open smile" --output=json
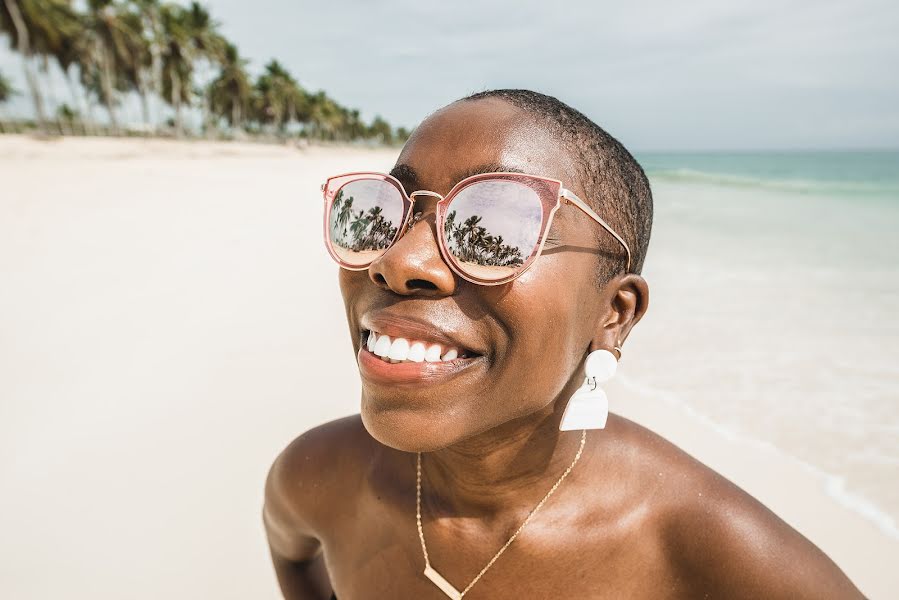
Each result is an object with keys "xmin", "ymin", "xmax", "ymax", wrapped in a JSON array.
[
  {"xmin": 364, "ymin": 329, "xmax": 474, "ymax": 363},
  {"xmin": 357, "ymin": 326, "xmax": 483, "ymax": 385}
]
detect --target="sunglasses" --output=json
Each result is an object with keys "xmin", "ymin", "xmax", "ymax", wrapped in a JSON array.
[{"xmin": 321, "ymin": 171, "xmax": 631, "ymax": 286}]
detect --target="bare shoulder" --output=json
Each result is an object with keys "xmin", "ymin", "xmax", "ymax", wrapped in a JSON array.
[
  {"xmin": 606, "ymin": 415, "xmax": 865, "ymax": 599},
  {"xmin": 263, "ymin": 415, "xmax": 374, "ymax": 560}
]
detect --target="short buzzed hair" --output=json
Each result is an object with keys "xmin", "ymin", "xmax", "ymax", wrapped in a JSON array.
[{"xmin": 462, "ymin": 89, "xmax": 653, "ymax": 280}]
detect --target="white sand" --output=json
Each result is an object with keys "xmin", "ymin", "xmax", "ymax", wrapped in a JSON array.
[{"xmin": 0, "ymin": 135, "xmax": 896, "ymax": 598}]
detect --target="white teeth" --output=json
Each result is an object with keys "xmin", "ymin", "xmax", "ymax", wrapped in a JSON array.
[
  {"xmin": 407, "ymin": 342, "xmax": 426, "ymax": 362},
  {"xmin": 373, "ymin": 334, "xmax": 392, "ymax": 357},
  {"xmin": 424, "ymin": 344, "xmax": 443, "ymax": 362},
  {"xmin": 366, "ymin": 330, "xmax": 470, "ymax": 364},
  {"xmin": 388, "ymin": 338, "xmax": 410, "ymax": 361}
]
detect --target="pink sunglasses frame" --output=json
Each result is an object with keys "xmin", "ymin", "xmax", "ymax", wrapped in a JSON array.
[{"xmin": 321, "ymin": 171, "xmax": 632, "ymax": 286}]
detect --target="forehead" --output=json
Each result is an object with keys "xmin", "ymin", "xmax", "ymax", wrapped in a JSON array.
[{"xmin": 393, "ymin": 98, "xmax": 579, "ymax": 196}]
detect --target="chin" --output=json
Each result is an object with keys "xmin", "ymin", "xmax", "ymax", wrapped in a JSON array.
[{"xmin": 360, "ymin": 395, "xmax": 471, "ymax": 452}]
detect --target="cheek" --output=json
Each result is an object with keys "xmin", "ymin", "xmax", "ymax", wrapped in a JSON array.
[
  {"xmin": 487, "ymin": 262, "xmax": 587, "ymax": 417},
  {"xmin": 338, "ymin": 268, "xmax": 367, "ymax": 316},
  {"xmin": 337, "ymin": 267, "xmax": 358, "ymax": 300}
]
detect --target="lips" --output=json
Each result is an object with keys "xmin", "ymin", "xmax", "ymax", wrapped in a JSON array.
[
  {"xmin": 357, "ymin": 313, "xmax": 484, "ymax": 384},
  {"xmin": 360, "ymin": 313, "xmax": 483, "ymax": 357}
]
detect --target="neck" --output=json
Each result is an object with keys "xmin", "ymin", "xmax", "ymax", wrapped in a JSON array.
[{"xmin": 420, "ymin": 393, "xmax": 588, "ymax": 521}]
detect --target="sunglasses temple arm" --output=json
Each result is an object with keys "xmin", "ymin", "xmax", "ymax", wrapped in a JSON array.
[{"xmin": 561, "ymin": 188, "xmax": 632, "ymax": 273}]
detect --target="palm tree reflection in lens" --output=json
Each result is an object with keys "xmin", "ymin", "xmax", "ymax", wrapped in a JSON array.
[
  {"xmin": 330, "ymin": 189, "xmax": 400, "ymax": 265},
  {"xmin": 443, "ymin": 180, "xmax": 541, "ymax": 280},
  {"xmin": 328, "ymin": 179, "xmax": 543, "ymax": 280},
  {"xmin": 444, "ymin": 209, "xmax": 525, "ymax": 272}
]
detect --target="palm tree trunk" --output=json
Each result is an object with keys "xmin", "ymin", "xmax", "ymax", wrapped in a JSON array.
[
  {"xmin": 38, "ymin": 56, "xmax": 64, "ymax": 135},
  {"xmin": 150, "ymin": 51, "xmax": 163, "ymax": 130},
  {"xmin": 4, "ymin": 0, "xmax": 47, "ymax": 133},
  {"xmin": 66, "ymin": 69, "xmax": 91, "ymax": 136},
  {"xmin": 143, "ymin": 8, "xmax": 163, "ymax": 132},
  {"xmin": 99, "ymin": 44, "xmax": 120, "ymax": 134},
  {"xmin": 171, "ymin": 70, "xmax": 183, "ymax": 137},
  {"xmin": 80, "ymin": 84, "xmax": 98, "ymax": 136},
  {"xmin": 138, "ymin": 78, "xmax": 151, "ymax": 131},
  {"xmin": 64, "ymin": 69, "xmax": 79, "ymax": 131},
  {"xmin": 202, "ymin": 88, "xmax": 214, "ymax": 138}
]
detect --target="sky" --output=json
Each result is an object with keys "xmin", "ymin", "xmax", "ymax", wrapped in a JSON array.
[{"xmin": 1, "ymin": 0, "xmax": 898, "ymax": 150}]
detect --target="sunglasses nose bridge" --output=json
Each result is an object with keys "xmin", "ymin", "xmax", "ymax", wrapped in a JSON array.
[
  {"xmin": 409, "ymin": 189, "xmax": 444, "ymax": 202},
  {"xmin": 404, "ymin": 189, "xmax": 445, "ymax": 230}
]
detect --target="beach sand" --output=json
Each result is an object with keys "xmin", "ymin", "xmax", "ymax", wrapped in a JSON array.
[{"xmin": 0, "ymin": 135, "xmax": 896, "ymax": 598}]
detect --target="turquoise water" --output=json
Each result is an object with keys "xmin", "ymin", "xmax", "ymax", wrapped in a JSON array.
[
  {"xmin": 626, "ymin": 151, "xmax": 899, "ymax": 538},
  {"xmin": 637, "ymin": 151, "xmax": 899, "ymax": 198}
]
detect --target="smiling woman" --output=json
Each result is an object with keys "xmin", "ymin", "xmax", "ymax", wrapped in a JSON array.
[{"xmin": 261, "ymin": 89, "xmax": 866, "ymax": 599}]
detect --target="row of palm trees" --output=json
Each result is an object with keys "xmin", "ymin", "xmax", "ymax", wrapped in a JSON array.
[
  {"xmin": 444, "ymin": 210, "xmax": 525, "ymax": 268},
  {"xmin": 0, "ymin": 0, "xmax": 409, "ymax": 142}
]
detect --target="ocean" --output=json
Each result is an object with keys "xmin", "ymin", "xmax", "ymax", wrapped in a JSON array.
[
  {"xmin": 627, "ymin": 150, "xmax": 899, "ymax": 537},
  {"xmin": 639, "ymin": 150, "xmax": 899, "ymax": 199}
]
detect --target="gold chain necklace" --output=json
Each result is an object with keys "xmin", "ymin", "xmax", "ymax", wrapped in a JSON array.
[{"xmin": 415, "ymin": 429, "xmax": 588, "ymax": 599}]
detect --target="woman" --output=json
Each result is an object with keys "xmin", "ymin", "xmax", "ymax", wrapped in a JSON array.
[{"xmin": 263, "ymin": 89, "xmax": 864, "ymax": 599}]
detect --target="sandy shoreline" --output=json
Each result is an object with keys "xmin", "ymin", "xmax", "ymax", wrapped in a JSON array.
[{"xmin": 1, "ymin": 135, "xmax": 896, "ymax": 598}]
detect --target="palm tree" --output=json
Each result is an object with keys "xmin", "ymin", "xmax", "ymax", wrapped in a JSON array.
[
  {"xmin": 503, "ymin": 246, "xmax": 523, "ymax": 267},
  {"xmin": 116, "ymin": 7, "xmax": 152, "ymax": 128},
  {"xmin": 159, "ymin": 1, "xmax": 219, "ymax": 136},
  {"xmin": 1, "ymin": 0, "xmax": 44, "ymax": 129},
  {"xmin": 182, "ymin": 3, "xmax": 222, "ymax": 136},
  {"xmin": 444, "ymin": 209, "xmax": 462, "ymax": 246},
  {"xmin": 340, "ymin": 108, "xmax": 365, "ymax": 140},
  {"xmin": 332, "ymin": 192, "xmax": 355, "ymax": 243},
  {"xmin": 306, "ymin": 89, "xmax": 343, "ymax": 139},
  {"xmin": 84, "ymin": 0, "xmax": 144, "ymax": 133},
  {"xmin": 349, "ymin": 209, "xmax": 370, "ymax": 250},
  {"xmin": 158, "ymin": 2, "xmax": 189, "ymax": 134},
  {"xmin": 460, "ymin": 215, "xmax": 483, "ymax": 261},
  {"xmin": 208, "ymin": 40, "xmax": 250, "ymax": 131},
  {"xmin": 50, "ymin": 13, "xmax": 92, "ymax": 133},
  {"xmin": 367, "ymin": 115, "xmax": 392, "ymax": 144},
  {"xmin": 254, "ymin": 59, "xmax": 304, "ymax": 134},
  {"xmin": 1, "ymin": 0, "xmax": 79, "ymax": 133},
  {"xmin": 131, "ymin": 0, "xmax": 164, "ymax": 129}
]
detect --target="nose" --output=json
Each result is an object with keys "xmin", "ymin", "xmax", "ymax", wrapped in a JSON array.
[{"xmin": 368, "ymin": 199, "xmax": 457, "ymax": 296}]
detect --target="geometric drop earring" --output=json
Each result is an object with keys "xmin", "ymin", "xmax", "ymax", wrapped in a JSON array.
[{"xmin": 559, "ymin": 341, "xmax": 622, "ymax": 431}]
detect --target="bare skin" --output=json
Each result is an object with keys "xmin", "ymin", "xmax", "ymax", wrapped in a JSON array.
[{"xmin": 264, "ymin": 97, "xmax": 866, "ymax": 599}]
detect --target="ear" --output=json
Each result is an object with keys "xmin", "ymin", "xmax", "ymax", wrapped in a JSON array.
[{"xmin": 589, "ymin": 274, "xmax": 650, "ymax": 353}]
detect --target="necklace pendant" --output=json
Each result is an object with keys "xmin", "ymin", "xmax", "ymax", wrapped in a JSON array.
[{"xmin": 424, "ymin": 564, "xmax": 462, "ymax": 600}]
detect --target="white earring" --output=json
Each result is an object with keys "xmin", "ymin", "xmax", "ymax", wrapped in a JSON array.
[{"xmin": 559, "ymin": 348, "xmax": 619, "ymax": 431}]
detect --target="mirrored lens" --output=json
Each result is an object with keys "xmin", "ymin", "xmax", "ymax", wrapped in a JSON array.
[
  {"xmin": 328, "ymin": 179, "xmax": 405, "ymax": 266},
  {"xmin": 443, "ymin": 179, "xmax": 544, "ymax": 281}
]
